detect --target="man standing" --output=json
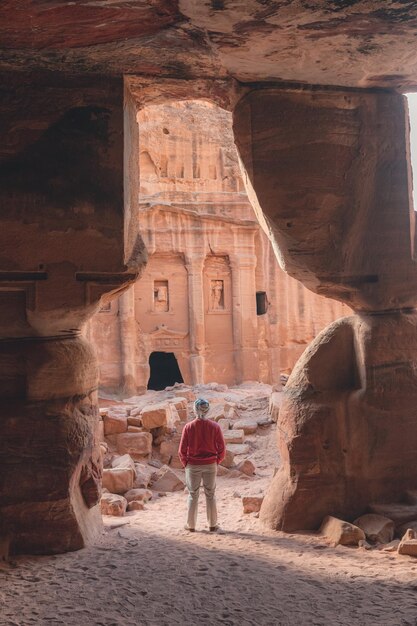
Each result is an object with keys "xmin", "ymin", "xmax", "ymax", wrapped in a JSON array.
[{"xmin": 179, "ymin": 398, "xmax": 226, "ymax": 532}]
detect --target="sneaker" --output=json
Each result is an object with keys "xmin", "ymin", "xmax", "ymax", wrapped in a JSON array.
[
  {"xmin": 184, "ymin": 525, "xmax": 195, "ymax": 532},
  {"xmin": 209, "ymin": 526, "xmax": 219, "ymax": 532}
]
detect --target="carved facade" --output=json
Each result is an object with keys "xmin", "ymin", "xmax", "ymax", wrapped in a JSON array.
[{"xmin": 88, "ymin": 101, "xmax": 349, "ymax": 394}]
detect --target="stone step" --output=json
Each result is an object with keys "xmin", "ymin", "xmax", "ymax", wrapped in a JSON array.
[{"xmin": 369, "ymin": 502, "xmax": 417, "ymax": 526}]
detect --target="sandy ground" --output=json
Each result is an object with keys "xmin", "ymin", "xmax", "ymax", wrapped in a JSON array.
[{"xmin": 3, "ymin": 422, "xmax": 417, "ymax": 626}]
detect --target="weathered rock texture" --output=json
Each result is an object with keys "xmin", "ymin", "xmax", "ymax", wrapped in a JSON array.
[
  {"xmin": 0, "ymin": 75, "xmax": 145, "ymax": 554},
  {"xmin": 233, "ymin": 88, "xmax": 417, "ymax": 531},
  {"xmin": 88, "ymin": 100, "xmax": 348, "ymax": 393}
]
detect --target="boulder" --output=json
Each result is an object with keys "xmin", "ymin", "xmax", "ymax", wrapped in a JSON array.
[
  {"xmin": 217, "ymin": 464, "xmax": 230, "ymax": 477},
  {"xmin": 397, "ymin": 520, "xmax": 417, "ymax": 538},
  {"xmin": 151, "ymin": 465, "xmax": 185, "ymax": 492},
  {"xmin": 227, "ymin": 443, "xmax": 250, "ymax": 456},
  {"xmin": 224, "ymin": 429, "xmax": 245, "ymax": 444},
  {"xmin": 103, "ymin": 413, "xmax": 128, "ymax": 436},
  {"xmin": 268, "ymin": 391, "xmax": 282, "ymax": 423},
  {"xmin": 100, "ymin": 493, "xmax": 127, "ymax": 516},
  {"xmin": 127, "ymin": 501, "xmax": 145, "ymax": 512},
  {"xmin": 237, "ymin": 459, "xmax": 256, "ymax": 476},
  {"xmin": 242, "ymin": 496, "xmax": 264, "ymax": 514},
  {"xmin": 207, "ymin": 404, "xmax": 227, "ymax": 422},
  {"xmin": 353, "ymin": 513, "xmax": 395, "ymax": 544},
  {"xmin": 398, "ymin": 528, "xmax": 417, "ymax": 556},
  {"xmin": 141, "ymin": 403, "xmax": 172, "ymax": 430},
  {"xmin": 233, "ymin": 419, "xmax": 258, "ymax": 435},
  {"xmin": 320, "ymin": 516, "xmax": 365, "ymax": 547},
  {"xmin": 116, "ymin": 432, "xmax": 153, "ymax": 461},
  {"xmin": 133, "ymin": 463, "xmax": 154, "ymax": 489},
  {"xmin": 124, "ymin": 488, "xmax": 153, "ymax": 503},
  {"xmin": 218, "ymin": 419, "xmax": 230, "ymax": 431},
  {"xmin": 102, "ymin": 467, "xmax": 134, "ymax": 495},
  {"xmin": 127, "ymin": 415, "xmax": 142, "ymax": 427}
]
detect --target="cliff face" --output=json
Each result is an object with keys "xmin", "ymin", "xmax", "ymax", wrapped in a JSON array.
[{"xmin": 88, "ymin": 100, "xmax": 349, "ymax": 394}]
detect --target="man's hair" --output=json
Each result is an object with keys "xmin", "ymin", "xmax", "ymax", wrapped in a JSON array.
[{"xmin": 194, "ymin": 398, "xmax": 210, "ymax": 419}]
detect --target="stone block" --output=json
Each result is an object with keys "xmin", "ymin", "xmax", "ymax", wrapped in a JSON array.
[
  {"xmin": 168, "ymin": 397, "xmax": 188, "ymax": 421},
  {"xmin": 133, "ymin": 463, "xmax": 154, "ymax": 489},
  {"xmin": 102, "ymin": 468, "xmax": 134, "ymax": 495},
  {"xmin": 151, "ymin": 465, "xmax": 185, "ymax": 492},
  {"xmin": 217, "ymin": 465, "xmax": 230, "ymax": 476},
  {"xmin": 227, "ymin": 443, "xmax": 250, "ymax": 456},
  {"xmin": 242, "ymin": 496, "xmax": 264, "ymax": 514},
  {"xmin": 124, "ymin": 488, "xmax": 153, "ymax": 503},
  {"xmin": 220, "ymin": 449, "xmax": 235, "ymax": 468},
  {"xmin": 127, "ymin": 425, "xmax": 143, "ymax": 433},
  {"xmin": 127, "ymin": 501, "xmax": 145, "ymax": 512},
  {"xmin": 115, "ymin": 432, "xmax": 152, "ymax": 461},
  {"xmin": 111, "ymin": 454, "xmax": 136, "ymax": 476},
  {"xmin": 398, "ymin": 529, "xmax": 417, "ymax": 556},
  {"xmin": 207, "ymin": 404, "xmax": 226, "ymax": 422},
  {"xmin": 127, "ymin": 415, "xmax": 142, "ymax": 427},
  {"xmin": 224, "ymin": 429, "xmax": 245, "ymax": 444},
  {"xmin": 218, "ymin": 419, "xmax": 230, "ymax": 431},
  {"xmin": 101, "ymin": 493, "xmax": 127, "ymax": 517},
  {"xmin": 353, "ymin": 513, "xmax": 394, "ymax": 544},
  {"xmin": 103, "ymin": 413, "xmax": 128, "ymax": 436},
  {"xmin": 233, "ymin": 420, "xmax": 258, "ymax": 434},
  {"xmin": 160, "ymin": 438, "xmax": 182, "ymax": 469},
  {"xmin": 320, "ymin": 516, "xmax": 365, "ymax": 547},
  {"xmin": 140, "ymin": 403, "xmax": 171, "ymax": 430},
  {"xmin": 174, "ymin": 389, "xmax": 195, "ymax": 402}
]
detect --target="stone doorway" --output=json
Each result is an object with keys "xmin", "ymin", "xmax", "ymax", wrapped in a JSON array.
[{"xmin": 147, "ymin": 351, "xmax": 184, "ymax": 390}]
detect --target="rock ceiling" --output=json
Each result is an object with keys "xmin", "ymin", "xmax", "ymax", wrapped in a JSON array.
[{"xmin": 1, "ymin": 1, "xmax": 417, "ymax": 90}]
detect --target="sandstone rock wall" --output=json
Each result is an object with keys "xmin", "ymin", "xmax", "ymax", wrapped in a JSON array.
[{"xmin": 88, "ymin": 100, "xmax": 349, "ymax": 394}]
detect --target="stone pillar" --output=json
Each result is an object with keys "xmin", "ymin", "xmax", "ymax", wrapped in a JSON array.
[
  {"xmin": 118, "ymin": 287, "xmax": 139, "ymax": 396},
  {"xmin": 0, "ymin": 75, "xmax": 145, "ymax": 554},
  {"xmin": 230, "ymin": 251, "xmax": 259, "ymax": 382},
  {"xmin": 233, "ymin": 87, "xmax": 417, "ymax": 530},
  {"xmin": 185, "ymin": 255, "xmax": 205, "ymax": 384}
]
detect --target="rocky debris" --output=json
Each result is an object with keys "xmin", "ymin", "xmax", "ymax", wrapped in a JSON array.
[
  {"xmin": 242, "ymin": 496, "xmax": 264, "ymax": 514},
  {"xmin": 381, "ymin": 539, "xmax": 400, "ymax": 552},
  {"xmin": 227, "ymin": 443, "xmax": 250, "ymax": 456},
  {"xmin": 233, "ymin": 419, "xmax": 258, "ymax": 435},
  {"xmin": 207, "ymin": 404, "xmax": 227, "ymax": 422},
  {"xmin": 217, "ymin": 465, "xmax": 230, "ymax": 477},
  {"xmin": 174, "ymin": 389, "xmax": 195, "ymax": 402},
  {"xmin": 102, "ymin": 467, "xmax": 134, "ymax": 495},
  {"xmin": 140, "ymin": 403, "xmax": 172, "ymax": 430},
  {"xmin": 218, "ymin": 419, "xmax": 230, "ymax": 431},
  {"xmin": 320, "ymin": 516, "xmax": 365, "ymax": 547},
  {"xmin": 101, "ymin": 492, "xmax": 127, "ymax": 517},
  {"xmin": 398, "ymin": 529, "xmax": 417, "ymax": 556},
  {"xmin": 237, "ymin": 459, "xmax": 256, "ymax": 476},
  {"xmin": 151, "ymin": 465, "xmax": 185, "ymax": 492},
  {"xmin": 116, "ymin": 432, "xmax": 153, "ymax": 461},
  {"xmin": 124, "ymin": 488, "xmax": 153, "ymax": 504},
  {"xmin": 103, "ymin": 413, "xmax": 128, "ymax": 435},
  {"xmin": 168, "ymin": 397, "xmax": 188, "ymax": 421},
  {"xmin": 353, "ymin": 514, "xmax": 394, "ymax": 544},
  {"xmin": 224, "ymin": 429, "xmax": 245, "ymax": 444},
  {"xmin": 358, "ymin": 539, "xmax": 372, "ymax": 550}
]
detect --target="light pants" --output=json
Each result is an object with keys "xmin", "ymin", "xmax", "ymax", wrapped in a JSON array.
[{"xmin": 185, "ymin": 463, "xmax": 218, "ymax": 529}]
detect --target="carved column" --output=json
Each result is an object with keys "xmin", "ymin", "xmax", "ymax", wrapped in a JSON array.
[
  {"xmin": 0, "ymin": 75, "xmax": 145, "ymax": 554},
  {"xmin": 233, "ymin": 87, "xmax": 417, "ymax": 530},
  {"xmin": 230, "ymin": 251, "xmax": 258, "ymax": 383},
  {"xmin": 185, "ymin": 255, "xmax": 206, "ymax": 385}
]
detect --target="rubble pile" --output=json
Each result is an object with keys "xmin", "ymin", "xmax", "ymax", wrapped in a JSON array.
[{"xmin": 98, "ymin": 382, "xmax": 277, "ymax": 518}]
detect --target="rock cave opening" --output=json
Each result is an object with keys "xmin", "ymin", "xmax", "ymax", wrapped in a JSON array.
[{"xmin": 147, "ymin": 351, "xmax": 184, "ymax": 390}]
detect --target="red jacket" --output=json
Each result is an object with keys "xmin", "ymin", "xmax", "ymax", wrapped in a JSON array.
[{"xmin": 179, "ymin": 418, "xmax": 226, "ymax": 467}]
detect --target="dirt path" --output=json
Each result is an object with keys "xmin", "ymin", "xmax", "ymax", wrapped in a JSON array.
[{"xmin": 3, "ymin": 467, "xmax": 417, "ymax": 626}]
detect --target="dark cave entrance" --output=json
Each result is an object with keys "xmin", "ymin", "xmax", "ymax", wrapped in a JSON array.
[{"xmin": 147, "ymin": 351, "xmax": 184, "ymax": 390}]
